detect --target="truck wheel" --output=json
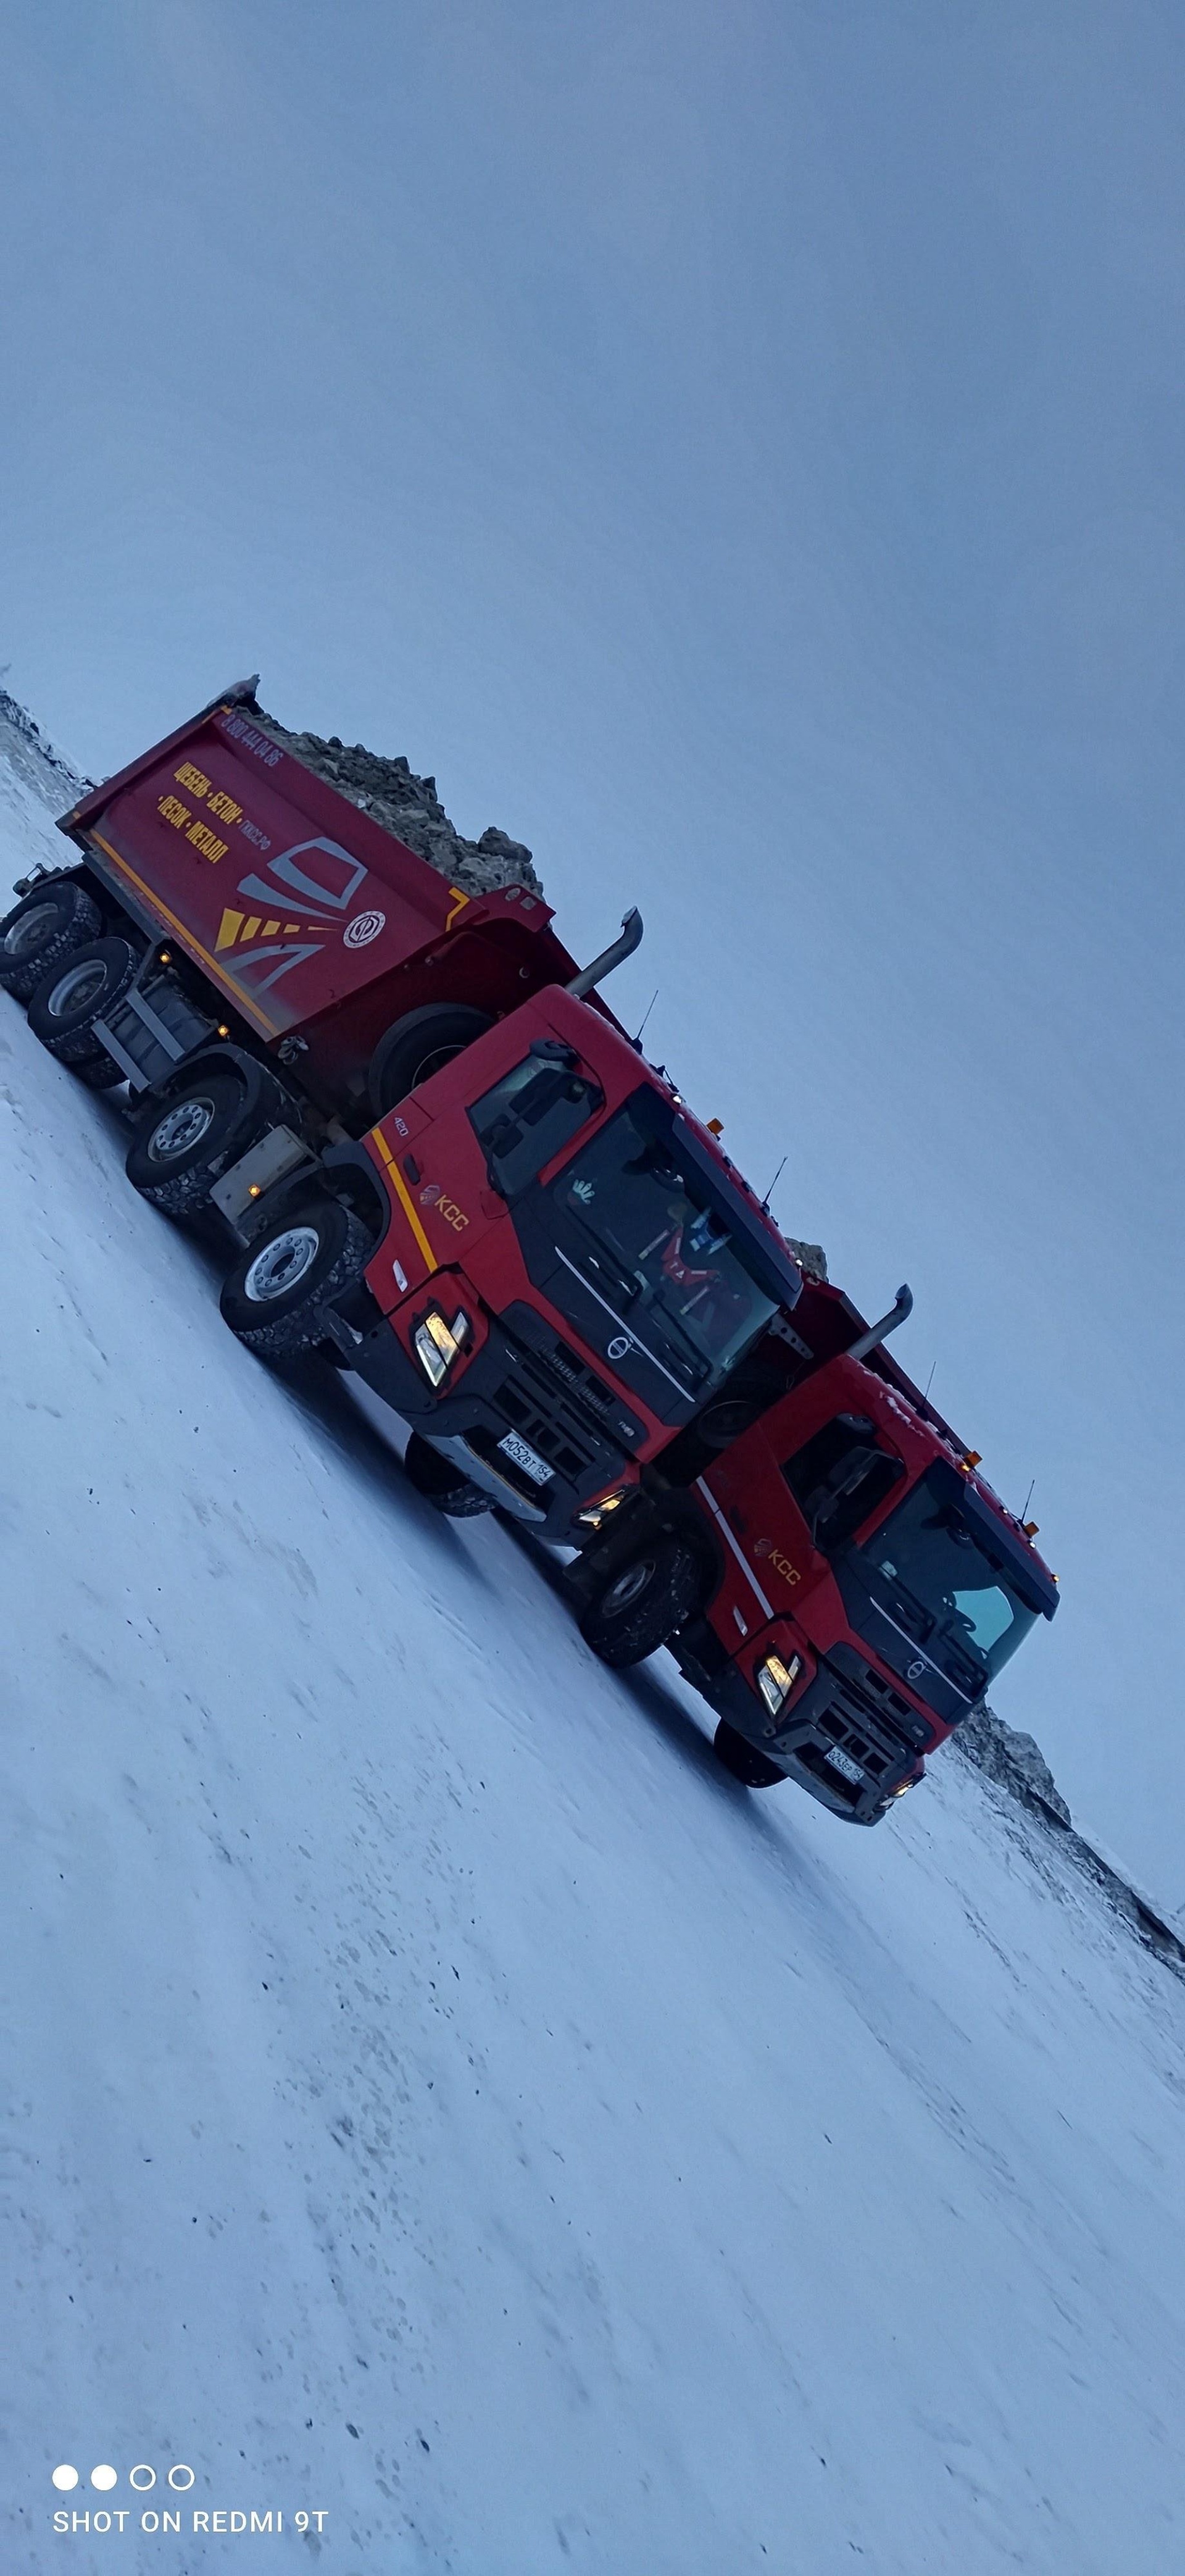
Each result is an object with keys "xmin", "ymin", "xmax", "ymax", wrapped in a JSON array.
[
  {"xmin": 578, "ymin": 1541, "xmax": 701, "ymax": 1667},
  {"xmin": 0, "ymin": 880, "xmax": 102, "ymax": 1002},
  {"xmin": 126, "ymin": 1072, "xmax": 261, "ymax": 1216},
  {"xmin": 712, "ymin": 1722, "xmax": 786, "ymax": 1790},
  {"xmin": 695, "ymin": 1375, "xmax": 783, "ymax": 1450},
  {"xmin": 26, "ymin": 936, "xmax": 138, "ymax": 1070},
  {"xmin": 219, "ymin": 1199, "xmax": 372, "ymax": 1359},
  {"xmin": 367, "ymin": 1005, "xmax": 493, "ymax": 1120},
  {"xmin": 402, "ymin": 1433, "xmax": 492, "ymax": 1518}
]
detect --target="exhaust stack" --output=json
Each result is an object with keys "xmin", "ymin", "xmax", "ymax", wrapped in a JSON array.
[
  {"xmin": 566, "ymin": 907, "xmax": 644, "ymax": 1000},
  {"xmin": 847, "ymin": 1283, "xmax": 913, "ymax": 1362}
]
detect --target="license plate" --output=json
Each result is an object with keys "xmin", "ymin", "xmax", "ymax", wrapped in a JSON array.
[
  {"xmin": 823, "ymin": 1744, "xmax": 863, "ymax": 1785},
  {"xmin": 497, "ymin": 1430, "xmax": 554, "ymax": 1486}
]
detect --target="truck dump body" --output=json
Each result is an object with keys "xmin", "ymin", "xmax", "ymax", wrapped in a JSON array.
[{"xmin": 60, "ymin": 699, "xmax": 581, "ymax": 1106}]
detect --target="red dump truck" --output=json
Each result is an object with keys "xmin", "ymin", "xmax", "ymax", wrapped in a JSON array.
[
  {"xmin": 1, "ymin": 683, "xmax": 804, "ymax": 1538},
  {"xmin": 568, "ymin": 1273, "xmax": 1060, "ymax": 1823}
]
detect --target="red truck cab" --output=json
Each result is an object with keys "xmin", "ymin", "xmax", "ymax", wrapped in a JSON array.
[
  {"xmin": 310, "ymin": 985, "xmax": 807, "ymax": 1538},
  {"xmin": 570, "ymin": 1275, "xmax": 1059, "ymax": 1821}
]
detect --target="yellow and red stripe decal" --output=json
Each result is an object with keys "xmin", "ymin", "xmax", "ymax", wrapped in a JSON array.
[
  {"xmin": 369, "ymin": 1126, "xmax": 438, "ymax": 1275},
  {"xmin": 216, "ymin": 908, "xmax": 302, "ymax": 950},
  {"xmin": 90, "ymin": 833, "xmax": 277, "ymax": 1035}
]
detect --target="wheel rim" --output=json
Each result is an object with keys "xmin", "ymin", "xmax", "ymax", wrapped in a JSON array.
[
  {"xmin": 47, "ymin": 957, "xmax": 107, "ymax": 1019},
  {"xmin": 4, "ymin": 901, "xmax": 59, "ymax": 959},
  {"xmin": 602, "ymin": 1559, "xmax": 655, "ymax": 1616},
  {"xmin": 243, "ymin": 1226, "xmax": 322, "ymax": 1304},
  {"xmin": 149, "ymin": 1096, "xmax": 217, "ymax": 1161}
]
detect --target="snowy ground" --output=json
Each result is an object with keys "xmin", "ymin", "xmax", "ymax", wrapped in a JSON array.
[{"xmin": 2, "ymin": 765, "xmax": 1184, "ymax": 2575}]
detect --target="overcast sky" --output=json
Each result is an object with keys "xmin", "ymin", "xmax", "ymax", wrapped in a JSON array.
[{"xmin": 2, "ymin": 1, "xmax": 1181, "ymax": 1903}]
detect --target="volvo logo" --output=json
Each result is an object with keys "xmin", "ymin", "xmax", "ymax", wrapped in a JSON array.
[{"xmin": 607, "ymin": 1334, "xmax": 632, "ymax": 1361}]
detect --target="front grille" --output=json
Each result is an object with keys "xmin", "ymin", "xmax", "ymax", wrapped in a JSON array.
[
  {"xmin": 784, "ymin": 1655, "xmax": 931, "ymax": 1790},
  {"xmin": 491, "ymin": 1349, "xmax": 606, "ymax": 1486},
  {"xmin": 845, "ymin": 1661, "xmax": 931, "ymax": 1749},
  {"xmin": 815, "ymin": 1695, "xmax": 894, "ymax": 1783},
  {"xmin": 797, "ymin": 1743, "xmax": 865, "ymax": 1807},
  {"xmin": 501, "ymin": 1300, "xmax": 644, "ymax": 1447},
  {"xmin": 546, "ymin": 1337, "xmax": 617, "ymax": 1417}
]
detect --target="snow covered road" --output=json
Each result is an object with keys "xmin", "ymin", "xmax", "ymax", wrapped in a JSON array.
[{"xmin": 2, "ymin": 784, "xmax": 1184, "ymax": 2575}]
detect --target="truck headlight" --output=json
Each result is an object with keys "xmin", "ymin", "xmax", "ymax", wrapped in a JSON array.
[
  {"xmin": 575, "ymin": 1487, "xmax": 629, "ymax": 1531},
  {"xmin": 756, "ymin": 1651, "xmax": 802, "ymax": 1718},
  {"xmin": 413, "ymin": 1307, "xmax": 471, "ymax": 1389}
]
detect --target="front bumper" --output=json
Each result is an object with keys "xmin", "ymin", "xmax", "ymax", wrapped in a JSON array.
[
  {"xmin": 334, "ymin": 1296, "xmax": 632, "ymax": 1541},
  {"xmin": 670, "ymin": 1632, "xmax": 930, "ymax": 1825}
]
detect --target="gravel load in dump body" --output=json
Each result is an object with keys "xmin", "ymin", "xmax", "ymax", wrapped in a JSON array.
[
  {"xmin": 249, "ymin": 702, "xmax": 544, "ymax": 901},
  {"xmin": 784, "ymin": 1236, "xmax": 828, "ymax": 1282}
]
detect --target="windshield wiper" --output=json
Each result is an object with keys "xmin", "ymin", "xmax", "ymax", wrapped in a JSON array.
[
  {"xmin": 873, "ymin": 1577, "xmax": 931, "ymax": 1642},
  {"xmin": 932, "ymin": 1619, "xmax": 989, "ymax": 1685},
  {"xmin": 576, "ymin": 1243, "xmax": 641, "ymax": 1311},
  {"xmin": 639, "ymin": 1300, "xmax": 711, "ymax": 1387},
  {"xmin": 551, "ymin": 1249, "xmax": 705, "ymax": 1398}
]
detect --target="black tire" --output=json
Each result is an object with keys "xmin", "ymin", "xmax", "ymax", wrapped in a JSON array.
[
  {"xmin": 402, "ymin": 1433, "xmax": 492, "ymax": 1517},
  {"xmin": 219, "ymin": 1199, "xmax": 372, "ymax": 1359},
  {"xmin": 126, "ymin": 1070, "xmax": 259, "ymax": 1216},
  {"xmin": 712, "ymin": 1722, "xmax": 786, "ymax": 1790},
  {"xmin": 694, "ymin": 1375, "xmax": 783, "ymax": 1451},
  {"xmin": 0, "ymin": 880, "xmax": 102, "ymax": 1002},
  {"xmin": 27, "ymin": 935, "xmax": 138, "ymax": 1065},
  {"xmin": 578, "ymin": 1540, "xmax": 702, "ymax": 1668},
  {"xmin": 367, "ymin": 1004, "xmax": 493, "ymax": 1121}
]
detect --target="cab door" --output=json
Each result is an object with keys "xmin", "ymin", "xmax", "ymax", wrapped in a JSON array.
[{"xmin": 362, "ymin": 1014, "xmax": 604, "ymax": 1314}]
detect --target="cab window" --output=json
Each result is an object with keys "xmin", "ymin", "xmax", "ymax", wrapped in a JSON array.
[
  {"xmin": 783, "ymin": 1412, "xmax": 904, "ymax": 1549},
  {"xmin": 470, "ymin": 1046, "xmax": 604, "ymax": 1201}
]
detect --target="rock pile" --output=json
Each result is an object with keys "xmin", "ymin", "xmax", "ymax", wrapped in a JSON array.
[
  {"xmin": 250, "ymin": 701, "xmax": 544, "ymax": 902},
  {"xmin": 785, "ymin": 1238, "xmax": 828, "ymax": 1282},
  {"xmin": 955, "ymin": 1704, "xmax": 1071, "ymax": 1826}
]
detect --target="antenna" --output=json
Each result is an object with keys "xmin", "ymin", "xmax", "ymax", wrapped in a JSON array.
[
  {"xmin": 923, "ymin": 1362, "xmax": 936, "ymax": 1403},
  {"xmin": 1022, "ymin": 1478, "xmax": 1036, "ymax": 1522},
  {"xmin": 633, "ymin": 988, "xmax": 659, "ymax": 1049},
  {"xmin": 761, "ymin": 1153, "xmax": 788, "ymax": 1213}
]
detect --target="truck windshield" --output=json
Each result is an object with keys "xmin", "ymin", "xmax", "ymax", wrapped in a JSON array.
[
  {"xmin": 859, "ymin": 1469, "xmax": 1039, "ymax": 1688},
  {"xmin": 545, "ymin": 1104, "xmax": 780, "ymax": 1394}
]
